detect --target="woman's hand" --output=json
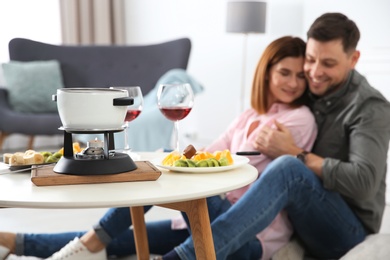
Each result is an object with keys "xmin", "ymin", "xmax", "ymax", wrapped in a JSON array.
[{"xmin": 253, "ymin": 120, "xmax": 300, "ymax": 159}]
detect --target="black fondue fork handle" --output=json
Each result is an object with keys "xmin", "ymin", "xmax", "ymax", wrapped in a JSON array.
[{"xmin": 236, "ymin": 151, "xmax": 261, "ymax": 156}]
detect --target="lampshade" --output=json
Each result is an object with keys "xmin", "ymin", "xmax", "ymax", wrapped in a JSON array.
[{"xmin": 226, "ymin": 1, "xmax": 267, "ymax": 33}]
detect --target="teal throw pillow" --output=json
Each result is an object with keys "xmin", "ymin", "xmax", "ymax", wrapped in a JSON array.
[{"xmin": 2, "ymin": 60, "xmax": 64, "ymax": 113}]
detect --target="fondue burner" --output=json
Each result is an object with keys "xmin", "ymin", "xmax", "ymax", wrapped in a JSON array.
[
  {"xmin": 76, "ymin": 139, "xmax": 107, "ymax": 160},
  {"xmin": 53, "ymin": 128, "xmax": 137, "ymax": 175}
]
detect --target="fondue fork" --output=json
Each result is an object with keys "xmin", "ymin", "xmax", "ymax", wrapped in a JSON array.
[
  {"xmin": 0, "ymin": 163, "xmax": 56, "ymax": 175},
  {"xmin": 236, "ymin": 151, "xmax": 261, "ymax": 156}
]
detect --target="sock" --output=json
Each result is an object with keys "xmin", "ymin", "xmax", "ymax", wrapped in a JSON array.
[{"xmin": 162, "ymin": 249, "xmax": 181, "ymax": 260}]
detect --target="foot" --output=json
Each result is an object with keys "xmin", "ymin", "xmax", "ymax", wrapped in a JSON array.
[{"xmin": 46, "ymin": 238, "xmax": 106, "ymax": 260}]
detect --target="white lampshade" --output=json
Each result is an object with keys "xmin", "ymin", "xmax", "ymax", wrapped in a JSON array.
[{"xmin": 226, "ymin": 1, "xmax": 267, "ymax": 34}]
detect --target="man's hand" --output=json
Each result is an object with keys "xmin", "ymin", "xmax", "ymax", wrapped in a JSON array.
[{"xmin": 253, "ymin": 120, "xmax": 300, "ymax": 159}]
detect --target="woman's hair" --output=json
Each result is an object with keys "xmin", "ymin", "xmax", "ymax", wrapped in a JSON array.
[
  {"xmin": 251, "ymin": 36, "xmax": 307, "ymax": 114},
  {"xmin": 307, "ymin": 12, "xmax": 360, "ymax": 54}
]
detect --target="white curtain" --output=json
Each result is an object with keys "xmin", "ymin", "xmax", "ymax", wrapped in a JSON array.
[{"xmin": 59, "ymin": 0, "xmax": 126, "ymax": 45}]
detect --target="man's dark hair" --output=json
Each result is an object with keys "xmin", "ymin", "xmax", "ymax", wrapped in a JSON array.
[{"xmin": 307, "ymin": 12, "xmax": 360, "ymax": 53}]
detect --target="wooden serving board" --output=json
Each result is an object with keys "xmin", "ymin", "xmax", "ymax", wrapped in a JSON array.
[{"xmin": 31, "ymin": 161, "xmax": 161, "ymax": 186}]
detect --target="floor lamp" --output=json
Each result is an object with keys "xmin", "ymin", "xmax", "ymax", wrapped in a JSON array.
[{"xmin": 226, "ymin": 1, "xmax": 267, "ymax": 112}]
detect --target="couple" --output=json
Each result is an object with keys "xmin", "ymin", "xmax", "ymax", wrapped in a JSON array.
[{"xmin": 1, "ymin": 12, "xmax": 390, "ymax": 260}]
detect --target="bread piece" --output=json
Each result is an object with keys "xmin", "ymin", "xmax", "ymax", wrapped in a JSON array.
[
  {"xmin": 33, "ymin": 153, "xmax": 44, "ymax": 164},
  {"xmin": 3, "ymin": 153, "xmax": 13, "ymax": 164},
  {"xmin": 23, "ymin": 154, "xmax": 35, "ymax": 164},
  {"xmin": 23, "ymin": 152, "xmax": 44, "ymax": 165},
  {"xmin": 9, "ymin": 152, "xmax": 24, "ymax": 166},
  {"xmin": 183, "ymin": 144, "xmax": 197, "ymax": 159},
  {"xmin": 24, "ymin": 149, "xmax": 36, "ymax": 156}
]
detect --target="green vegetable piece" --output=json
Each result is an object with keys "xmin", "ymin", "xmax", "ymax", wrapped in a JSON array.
[
  {"xmin": 219, "ymin": 157, "xmax": 229, "ymax": 166},
  {"xmin": 45, "ymin": 155, "xmax": 58, "ymax": 163},
  {"xmin": 186, "ymin": 159, "xmax": 197, "ymax": 167},
  {"xmin": 196, "ymin": 159, "xmax": 209, "ymax": 167},
  {"xmin": 207, "ymin": 158, "xmax": 220, "ymax": 167},
  {"xmin": 40, "ymin": 151, "xmax": 52, "ymax": 159},
  {"xmin": 174, "ymin": 159, "xmax": 189, "ymax": 167},
  {"xmin": 53, "ymin": 152, "xmax": 63, "ymax": 159}
]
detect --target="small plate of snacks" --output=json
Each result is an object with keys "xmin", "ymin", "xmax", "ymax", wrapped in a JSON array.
[
  {"xmin": 153, "ymin": 145, "xmax": 250, "ymax": 173},
  {"xmin": 3, "ymin": 150, "xmax": 60, "ymax": 172},
  {"xmin": 2, "ymin": 142, "xmax": 82, "ymax": 172}
]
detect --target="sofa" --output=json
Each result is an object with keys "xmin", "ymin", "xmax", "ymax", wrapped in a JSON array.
[
  {"xmin": 272, "ymin": 233, "xmax": 390, "ymax": 259},
  {"xmin": 0, "ymin": 37, "xmax": 192, "ymax": 151}
]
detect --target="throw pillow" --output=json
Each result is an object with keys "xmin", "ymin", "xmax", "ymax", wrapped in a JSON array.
[{"xmin": 2, "ymin": 60, "xmax": 64, "ymax": 113}]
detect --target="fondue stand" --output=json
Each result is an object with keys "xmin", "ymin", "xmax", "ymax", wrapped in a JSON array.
[
  {"xmin": 0, "ymin": 153, "xmax": 258, "ymax": 260},
  {"xmin": 54, "ymin": 128, "xmax": 137, "ymax": 175}
]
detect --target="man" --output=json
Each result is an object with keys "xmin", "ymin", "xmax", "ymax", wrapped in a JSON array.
[{"xmin": 162, "ymin": 12, "xmax": 390, "ymax": 260}]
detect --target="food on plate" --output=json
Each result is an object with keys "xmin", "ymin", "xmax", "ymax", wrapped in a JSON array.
[
  {"xmin": 3, "ymin": 142, "xmax": 83, "ymax": 166},
  {"xmin": 3, "ymin": 153, "xmax": 13, "ymax": 164},
  {"xmin": 44, "ymin": 152, "xmax": 63, "ymax": 163},
  {"xmin": 56, "ymin": 142, "xmax": 82, "ymax": 155},
  {"xmin": 182, "ymin": 144, "xmax": 197, "ymax": 159},
  {"xmin": 5, "ymin": 150, "xmax": 44, "ymax": 166},
  {"xmin": 23, "ymin": 151, "xmax": 44, "ymax": 165},
  {"xmin": 161, "ymin": 144, "xmax": 234, "ymax": 168}
]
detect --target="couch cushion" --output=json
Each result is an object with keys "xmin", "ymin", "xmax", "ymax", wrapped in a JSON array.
[
  {"xmin": 2, "ymin": 60, "xmax": 64, "ymax": 113},
  {"xmin": 340, "ymin": 234, "xmax": 390, "ymax": 259}
]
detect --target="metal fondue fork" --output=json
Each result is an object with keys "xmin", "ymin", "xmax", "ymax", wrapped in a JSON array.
[{"xmin": 0, "ymin": 163, "xmax": 56, "ymax": 175}]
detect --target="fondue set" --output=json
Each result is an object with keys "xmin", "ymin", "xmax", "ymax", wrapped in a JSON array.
[{"xmin": 52, "ymin": 88, "xmax": 137, "ymax": 175}]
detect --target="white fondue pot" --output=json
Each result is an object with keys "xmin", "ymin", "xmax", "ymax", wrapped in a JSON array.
[{"xmin": 54, "ymin": 88, "xmax": 133, "ymax": 130}]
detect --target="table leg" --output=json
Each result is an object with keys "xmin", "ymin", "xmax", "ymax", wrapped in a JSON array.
[
  {"xmin": 159, "ymin": 198, "xmax": 216, "ymax": 260},
  {"xmin": 130, "ymin": 206, "xmax": 150, "ymax": 260}
]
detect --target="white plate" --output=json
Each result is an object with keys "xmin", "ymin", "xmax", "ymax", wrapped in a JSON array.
[{"xmin": 152, "ymin": 155, "xmax": 250, "ymax": 173}]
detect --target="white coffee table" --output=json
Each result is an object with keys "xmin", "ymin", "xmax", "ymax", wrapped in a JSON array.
[{"xmin": 0, "ymin": 152, "xmax": 258, "ymax": 260}]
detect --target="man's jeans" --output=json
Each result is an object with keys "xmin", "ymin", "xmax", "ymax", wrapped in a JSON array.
[
  {"xmin": 17, "ymin": 206, "xmax": 188, "ymax": 258},
  {"xmin": 175, "ymin": 155, "xmax": 367, "ymax": 260}
]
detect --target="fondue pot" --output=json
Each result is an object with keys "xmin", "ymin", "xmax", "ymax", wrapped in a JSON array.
[{"xmin": 54, "ymin": 88, "xmax": 133, "ymax": 130}]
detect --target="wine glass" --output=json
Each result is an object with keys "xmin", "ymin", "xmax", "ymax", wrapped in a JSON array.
[
  {"xmin": 157, "ymin": 83, "xmax": 194, "ymax": 152},
  {"xmin": 110, "ymin": 86, "xmax": 143, "ymax": 152}
]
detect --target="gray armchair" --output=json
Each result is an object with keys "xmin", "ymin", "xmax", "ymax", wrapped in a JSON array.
[{"xmin": 0, "ymin": 37, "xmax": 191, "ymax": 150}]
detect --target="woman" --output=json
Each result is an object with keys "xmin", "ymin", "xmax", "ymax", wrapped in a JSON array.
[{"xmin": 0, "ymin": 36, "xmax": 317, "ymax": 260}]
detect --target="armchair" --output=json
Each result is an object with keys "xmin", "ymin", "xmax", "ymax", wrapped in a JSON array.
[{"xmin": 0, "ymin": 37, "xmax": 191, "ymax": 150}]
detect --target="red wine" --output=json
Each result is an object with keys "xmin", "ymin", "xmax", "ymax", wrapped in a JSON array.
[
  {"xmin": 160, "ymin": 107, "xmax": 192, "ymax": 121},
  {"xmin": 125, "ymin": 110, "xmax": 141, "ymax": 122}
]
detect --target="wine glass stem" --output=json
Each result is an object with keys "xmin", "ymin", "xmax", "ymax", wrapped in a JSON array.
[
  {"xmin": 174, "ymin": 120, "xmax": 180, "ymax": 152},
  {"xmin": 124, "ymin": 121, "xmax": 130, "ymax": 150}
]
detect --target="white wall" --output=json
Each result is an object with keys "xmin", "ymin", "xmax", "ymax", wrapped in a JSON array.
[{"xmin": 0, "ymin": 0, "xmax": 61, "ymax": 63}]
